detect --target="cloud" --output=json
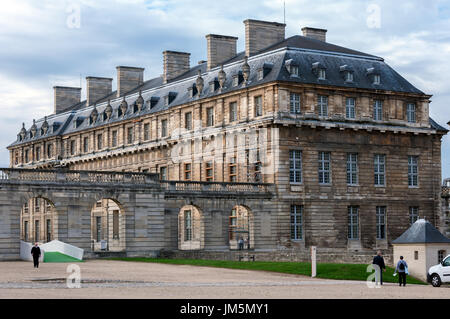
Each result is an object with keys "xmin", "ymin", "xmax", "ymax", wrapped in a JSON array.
[{"xmin": 0, "ymin": 0, "xmax": 449, "ymax": 178}]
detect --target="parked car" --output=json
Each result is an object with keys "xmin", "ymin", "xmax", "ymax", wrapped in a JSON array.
[{"xmin": 428, "ymin": 254, "xmax": 450, "ymax": 287}]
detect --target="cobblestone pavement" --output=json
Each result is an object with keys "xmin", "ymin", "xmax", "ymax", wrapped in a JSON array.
[{"xmin": 0, "ymin": 260, "xmax": 448, "ymax": 299}]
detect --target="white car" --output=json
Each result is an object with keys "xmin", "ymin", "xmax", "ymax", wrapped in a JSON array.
[{"xmin": 428, "ymin": 254, "xmax": 450, "ymax": 287}]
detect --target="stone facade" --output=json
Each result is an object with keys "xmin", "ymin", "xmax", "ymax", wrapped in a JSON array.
[{"xmin": 6, "ymin": 18, "xmax": 448, "ymax": 264}]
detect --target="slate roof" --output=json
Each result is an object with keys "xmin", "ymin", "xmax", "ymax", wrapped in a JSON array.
[
  {"xmin": 392, "ymin": 219, "xmax": 450, "ymax": 244},
  {"xmin": 9, "ymin": 35, "xmax": 441, "ymax": 147}
]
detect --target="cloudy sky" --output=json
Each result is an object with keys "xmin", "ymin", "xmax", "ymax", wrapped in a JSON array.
[{"xmin": 1, "ymin": 0, "xmax": 449, "ymax": 178}]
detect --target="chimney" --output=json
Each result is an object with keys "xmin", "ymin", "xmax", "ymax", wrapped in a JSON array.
[
  {"xmin": 206, "ymin": 34, "xmax": 238, "ymax": 70},
  {"xmin": 244, "ymin": 19, "xmax": 285, "ymax": 57},
  {"xmin": 116, "ymin": 66, "xmax": 144, "ymax": 98},
  {"xmin": 301, "ymin": 27, "xmax": 327, "ymax": 42},
  {"xmin": 86, "ymin": 76, "xmax": 112, "ymax": 106},
  {"xmin": 163, "ymin": 51, "xmax": 190, "ymax": 83},
  {"xmin": 53, "ymin": 86, "xmax": 81, "ymax": 114}
]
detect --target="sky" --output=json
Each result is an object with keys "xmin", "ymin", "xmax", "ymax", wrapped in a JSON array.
[{"xmin": 0, "ymin": 0, "xmax": 449, "ymax": 179}]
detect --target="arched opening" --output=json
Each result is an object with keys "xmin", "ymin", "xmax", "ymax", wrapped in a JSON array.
[
  {"xmin": 90, "ymin": 199, "xmax": 125, "ymax": 252},
  {"xmin": 178, "ymin": 205, "xmax": 204, "ymax": 250},
  {"xmin": 229, "ymin": 205, "xmax": 254, "ymax": 250},
  {"xmin": 20, "ymin": 196, "xmax": 56, "ymax": 243}
]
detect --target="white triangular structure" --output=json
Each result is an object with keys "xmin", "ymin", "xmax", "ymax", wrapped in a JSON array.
[{"xmin": 20, "ymin": 240, "xmax": 84, "ymax": 261}]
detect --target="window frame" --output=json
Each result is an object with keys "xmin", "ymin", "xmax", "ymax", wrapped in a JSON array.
[
  {"xmin": 407, "ymin": 103, "xmax": 416, "ymax": 123},
  {"xmin": 290, "ymin": 205, "xmax": 303, "ymax": 241},
  {"xmin": 347, "ymin": 206, "xmax": 359, "ymax": 240},
  {"xmin": 409, "ymin": 206, "xmax": 419, "ymax": 225},
  {"xmin": 373, "ymin": 100, "xmax": 383, "ymax": 121},
  {"xmin": 318, "ymin": 95, "xmax": 328, "ymax": 117},
  {"xmin": 254, "ymin": 95, "xmax": 263, "ymax": 117},
  {"xmin": 374, "ymin": 154, "xmax": 386, "ymax": 186},
  {"xmin": 289, "ymin": 150, "xmax": 302, "ymax": 184},
  {"xmin": 346, "ymin": 153, "xmax": 358, "ymax": 186},
  {"xmin": 289, "ymin": 93, "xmax": 301, "ymax": 115},
  {"xmin": 318, "ymin": 151, "xmax": 331, "ymax": 185},
  {"xmin": 229, "ymin": 102, "xmax": 238, "ymax": 122},
  {"xmin": 408, "ymin": 155, "xmax": 419, "ymax": 187},
  {"xmin": 376, "ymin": 206, "xmax": 386, "ymax": 240},
  {"xmin": 345, "ymin": 97, "xmax": 356, "ymax": 119}
]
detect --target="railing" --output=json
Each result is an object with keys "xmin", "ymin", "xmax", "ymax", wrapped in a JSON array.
[
  {"xmin": 0, "ymin": 168, "xmax": 160, "ymax": 185},
  {"xmin": 160, "ymin": 180, "xmax": 275, "ymax": 195}
]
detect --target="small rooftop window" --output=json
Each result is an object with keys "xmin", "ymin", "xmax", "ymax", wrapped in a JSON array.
[
  {"xmin": 367, "ymin": 67, "xmax": 381, "ymax": 85},
  {"xmin": 257, "ymin": 62, "xmax": 273, "ymax": 80},
  {"xmin": 285, "ymin": 59, "xmax": 299, "ymax": 77},
  {"xmin": 312, "ymin": 62, "xmax": 326, "ymax": 80}
]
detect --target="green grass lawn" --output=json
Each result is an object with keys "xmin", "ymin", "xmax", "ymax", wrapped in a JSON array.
[{"xmin": 110, "ymin": 257, "xmax": 426, "ymax": 285}]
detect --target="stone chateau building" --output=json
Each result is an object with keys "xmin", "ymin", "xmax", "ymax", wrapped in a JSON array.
[{"xmin": 7, "ymin": 19, "xmax": 448, "ymax": 261}]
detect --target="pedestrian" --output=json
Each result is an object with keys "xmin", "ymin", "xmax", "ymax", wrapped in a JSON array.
[
  {"xmin": 372, "ymin": 250, "xmax": 386, "ymax": 285},
  {"xmin": 31, "ymin": 242, "xmax": 41, "ymax": 268},
  {"xmin": 394, "ymin": 256, "xmax": 408, "ymax": 287},
  {"xmin": 238, "ymin": 237, "xmax": 244, "ymax": 250}
]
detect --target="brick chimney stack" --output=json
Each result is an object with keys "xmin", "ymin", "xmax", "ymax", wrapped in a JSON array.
[
  {"xmin": 163, "ymin": 51, "xmax": 190, "ymax": 83},
  {"xmin": 86, "ymin": 76, "xmax": 112, "ymax": 106},
  {"xmin": 206, "ymin": 34, "xmax": 238, "ymax": 70},
  {"xmin": 301, "ymin": 27, "xmax": 327, "ymax": 42},
  {"xmin": 53, "ymin": 86, "xmax": 81, "ymax": 114},
  {"xmin": 116, "ymin": 66, "xmax": 144, "ymax": 98},
  {"xmin": 244, "ymin": 19, "xmax": 285, "ymax": 57}
]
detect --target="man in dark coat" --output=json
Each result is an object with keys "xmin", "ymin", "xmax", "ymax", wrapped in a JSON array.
[
  {"xmin": 372, "ymin": 250, "xmax": 386, "ymax": 285},
  {"xmin": 31, "ymin": 243, "xmax": 41, "ymax": 268}
]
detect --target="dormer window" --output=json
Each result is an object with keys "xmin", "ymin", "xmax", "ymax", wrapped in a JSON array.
[
  {"xmin": 367, "ymin": 67, "xmax": 381, "ymax": 85},
  {"xmin": 285, "ymin": 59, "xmax": 299, "ymax": 77},
  {"xmin": 164, "ymin": 92, "xmax": 177, "ymax": 106},
  {"xmin": 188, "ymin": 84, "xmax": 198, "ymax": 98},
  {"xmin": 346, "ymin": 71, "xmax": 353, "ymax": 82},
  {"xmin": 209, "ymin": 80, "xmax": 218, "ymax": 93},
  {"xmin": 257, "ymin": 63, "xmax": 273, "ymax": 81},
  {"xmin": 318, "ymin": 68, "xmax": 326, "ymax": 80},
  {"xmin": 147, "ymin": 96, "xmax": 159, "ymax": 109},
  {"xmin": 312, "ymin": 62, "xmax": 326, "ymax": 80},
  {"xmin": 373, "ymin": 74, "xmax": 381, "ymax": 85},
  {"xmin": 257, "ymin": 69, "xmax": 264, "ymax": 81}
]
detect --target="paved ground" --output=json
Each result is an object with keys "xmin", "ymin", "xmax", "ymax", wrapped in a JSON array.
[{"xmin": 0, "ymin": 260, "xmax": 448, "ymax": 299}]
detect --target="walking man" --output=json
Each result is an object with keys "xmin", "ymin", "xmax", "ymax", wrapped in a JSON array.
[
  {"xmin": 372, "ymin": 250, "xmax": 386, "ymax": 285},
  {"xmin": 394, "ymin": 256, "xmax": 408, "ymax": 286},
  {"xmin": 31, "ymin": 242, "xmax": 41, "ymax": 268}
]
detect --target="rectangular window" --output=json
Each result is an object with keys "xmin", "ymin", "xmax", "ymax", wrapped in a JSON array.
[
  {"xmin": 318, "ymin": 95, "xmax": 328, "ymax": 117},
  {"xmin": 290, "ymin": 205, "xmax": 303, "ymax": 240},
  {"xmin": 318, "ymin": 68, "xmax": 326, "ymax": 80},
  {"xmin": 97, "ymin": 134, "xmax": 103, "ymax": 150},
  {"xmin": 205, "ymin": 161, "xmax": 213, "ymax": 181},
  {"xmin": 407, "ymin": 103, "xmax": 416, "ymax": 123},
  {"xmin": 318, "ymin": 151, "xmax": 331, "ymax": 184},
  {"xmin": 96, "ymin": 216, "xmax": 101, "ymax": 242},
  {"xmin": 346, "ymin": 71, "xmax": 354, "ymax": 82},
  {"xmin": 229, "ymin": 102, "xmax": 237, "ymax": 122},
  {"xmin": 24, "ymin": 150, "xmax": 29, "ymax": 163},
  {"xmin": 185, "ymin": 112, "xmax": 192, "ymax": 130},
  {"xmin": 346, "ymin": 97, "xmax": 356, "ymax": 119},
  {"xmin": 206, "ymin": 107, "xmax": 214, "ymax": 127},
  {"xmin": 112, "ymin": 130, "xmax": 118, "ymax": 147},
  {"xmin": 24, "ymin": 221, "xmax": 28, "ymax": 241},
  {"xmin": 184, "ymin": 210, "xmax": 192, "ymax": 241},
  {"xmin": 289, "ymin": 150, "xmax": 302, "ymax": 183},
  {"xmin": 159, "ymin": 166, "xmax": 167, "ymax": 180},
  {"xmin": 184, "ymin": 163, "xmax": 191, "ymax": 181},
  {"xmin": 35, "ymin": 198, "xmax": 40, "ymax": 212},
  {"xmin": 127, "ymin": 127, "xmax": 134, "ymax": 144},
  {"xmin": 414, "ymin": 251, "xmax": 419, "ymax": 260},
  {"xmin": 83, "ymin": 137, "xmax": 89, "ymax": 153},
  {"xmin": 373, "ymin": 74, "xmax": 381, "ymax": 85},
  {"xmin": 348, "ymin": 206, "xmax": 359, "ymax": 239},
  {"xmin": 229, "ymin": 156, "xmax": 237, "ymax": 182},
  {"xmin": 376, "ymin": 206, "xmax": 386, "ymax": 239},
  {"xmin": 24, "ymin": 202, "xmax": 29, "ymax": 214},
  {"xmin": 35, "ymin": 147, "xmax": 41, "ymax": 161},
  {"xmin": 143, "ymin": 123, "xmax": 150, "ymax": 141},
  {"xmin": 113, "ymin": 210, "xmax": 119, "ymax": 239},
  {"xmin": 374, "ymin": 154, "xmax": 386, "ymax": 186},
  {"xmin": 34, "ymin": 220, "xmax": 40, "ymax": 242},
  {"xmin": 46, "ymin": 219, "xmax": 51, "ymax": 242},
  {"xmin": 373, "ymin": 100, "xmax": 383, "ymax": 121},
  {"xmin": 254, "ymin": 96, "xmax": 263, "ymax": 117},
  {"xmin": 290, "ymin": 93, "xmax": 301, "ymax": 114},
  {"xmin": 346, "ymin": 153, "xmax": 358, "ymax": 185},
  {"xmin": 408, "ymin": 155, "xmax": 418, "ymax": 187},
  {"xmin": 161, "ymin": 119, "xmax": 168, "ymax": 137},
  {"xmin": 70, "ymin": 140, "xmax": 76, "ymax": 155},
  {"xmin": 409, "ymin": 207, "xmax": 419, "ymax": 225}
]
